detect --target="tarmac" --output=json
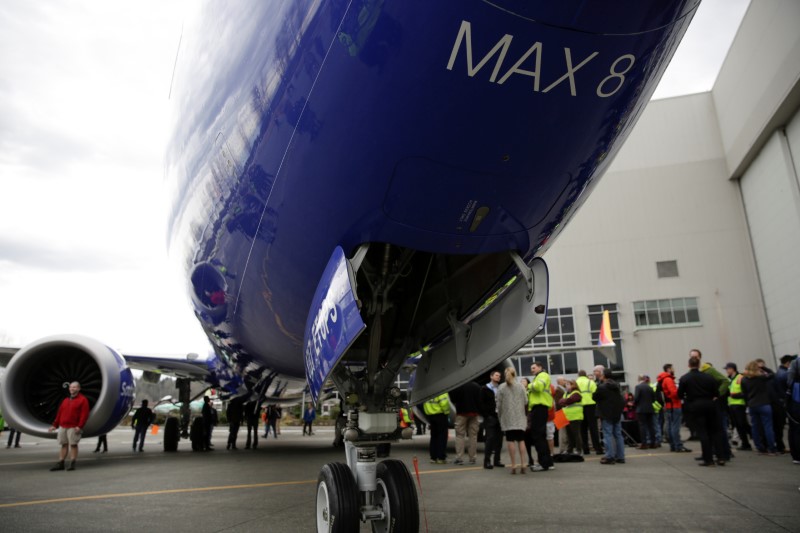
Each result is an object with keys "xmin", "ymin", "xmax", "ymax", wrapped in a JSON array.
[{"xmin": 0, "ymin": 426, "xmax": 798, "ymax": 532}]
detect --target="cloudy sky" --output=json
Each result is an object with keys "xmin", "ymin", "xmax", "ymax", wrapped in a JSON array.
[{"xmin": 0, "ymin": 0, "xmax": 750, "ymax": 355}]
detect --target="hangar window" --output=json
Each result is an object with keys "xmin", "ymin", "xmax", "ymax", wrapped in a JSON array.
[
  {"xmin": 588, "ymin": 304, "xmax": 625, "ymax": 382},
  {"xmin": 656, "ymin": 260, "xmax": 679, "ymax": 278},
  {"xmin": 633, "ymin": 297, "xmax": 700, "ymax": 328},
  {"xmin": 515, "ymin": 307, "xmax": 577, "ymax": 376}
]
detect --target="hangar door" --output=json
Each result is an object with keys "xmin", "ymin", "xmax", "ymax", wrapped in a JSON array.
[{"xmin": 738, "ymin": 111, "xmax": 800, "ymax": 357}]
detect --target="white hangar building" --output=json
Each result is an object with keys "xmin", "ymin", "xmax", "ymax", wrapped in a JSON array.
[{"xmin": 513, "ymin": 1, "xmax": 800, "ymax": 385}]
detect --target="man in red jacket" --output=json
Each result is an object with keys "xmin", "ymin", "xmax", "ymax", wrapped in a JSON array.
[
  {"xmin": 49, "ymin": 381, "xmax": 90, "ymax": 471},
  {"xmin": 657, "ymin": 364, "xmax": 691, "ymax": 453}
]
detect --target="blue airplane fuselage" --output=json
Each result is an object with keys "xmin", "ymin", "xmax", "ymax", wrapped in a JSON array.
[{"xmin": 166, "ymin": 0, "xmax": 699, "ymax": 388}]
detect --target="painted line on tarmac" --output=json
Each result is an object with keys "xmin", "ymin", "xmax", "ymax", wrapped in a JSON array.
[
  {"xmin": 0, "ymin": 454, "xmax": 674, "ymax": 509},
  {"xmin": 0, "ymin": 479, "xmax": 316, "ymax": 509},
  {"xmin": 0, "ymin": 453, "xmax": 147, "ymax": 468},
  {"xmin": 0, "ymin": 462, "xmax": 503, "ymax": 509}
]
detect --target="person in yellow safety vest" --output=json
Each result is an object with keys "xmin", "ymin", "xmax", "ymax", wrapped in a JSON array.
[
  {"xmin": 527, "ymin": 361, "xmax": 554, "ymax": 471},
  {"xmin": 725, "ymin": 362, "xmax": 752, "ymax": 450},
  {"xmin": 423, "ymin": 393, "xmax": 450, "ymax": 464},
  {"xmin": 399, "ymin": 404, "xmax": 414, "ymax": 429},
  {"xmin": 576, "ymin": 370, "xmax": 603, "ymax": 455},
  {"xmin": 649, "ymin": 380, "xmax": 665, "ymax": 448},
  {"xmin": 557, "ymin": 379, "xmax": 585, "ymax": 455}
]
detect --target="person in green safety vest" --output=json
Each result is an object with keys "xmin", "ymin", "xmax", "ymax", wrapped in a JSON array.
[
  {"xmin": 650, "ymin": 380, "xmax": 664, "ymax": 448},
  {"xmin": 576, "ymin": 370, "xmax": 602, "ymax": 455},
  {"xmin": 423, "ymin": 392, "xmax": 451, "ymax": 464},
  {"xmin": 557, "ymin": 379, "xmax": 584, "ymax": 455},
  {"xmin": 527, "ymin": 361, "xmax": 554, "ymax": 471},
  {"xmin": 725, "ymin": 362, "xmax": 752, "ymax": 451},
  {"xmin": 399, "ymin": 403, "xmax": 414, "ymax": 429}
]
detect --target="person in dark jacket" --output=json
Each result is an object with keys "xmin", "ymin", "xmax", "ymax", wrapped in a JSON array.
[
  {"xmin": 692, "ymin": 349, "xmax": 731, "ymax": 460},
  {"xmin": 786, "ymin": 355, "xmax": 800, "ymax": 464},
  {"xmin": 131, "ymin": 399, "xmax": 154, "ymax": 452},
  {"xmin": 244, "ymin": 400, "xmax": 260, "ymax": 449},
  {"xmin": 479, "ymin": 370, "xmax": 504, "ymax": 469},
  {"xmin": 226, "ymin": 398, "xmax": 244, "ymax": 450},
  {"xmin": 771, "ymin": 355, "xmax": 793, "ymax": 453},
  {"xmin": 93, "ymin": 434, "xmax": 108, "ymax": 453},
  {"xmin": 678, "ymin": 356, "xmax": 726, "ymax": 466},
  {"xmin": 6, "ymin": 427, "xmax": 22, "ymax": 448},
  {"xmin": 593, "ymin": 368, "xmax": 625, "ymax": 465},
  {"xmin": 633, "ymin": 375, "xmax": 656, "ymax": 448},
  {"xmin": 264, "ymin": 405, "xmax": 280, "ymax": 439},
  {"xmin": 741, "ymin": 360, "xmax": 777, "ymax": 454},
  {"xmin": 202, "ymin": 396, "xmax": 214, "ymax": 451},
  {"xmin": 302, "ymin": 403, "xmax": 316, "ymax": 436},
  {"xmin": 450, "ymin": 380, "xmax": 482, "ymax": 465}
]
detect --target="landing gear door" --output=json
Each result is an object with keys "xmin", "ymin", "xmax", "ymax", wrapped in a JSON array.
[
  {"xmin": 303, "ymin": 246, "xmax": 366, "ymax": 403},
  {"xmin": 410, "ymin": 257, "xmax": 549, "ymax": 404}
]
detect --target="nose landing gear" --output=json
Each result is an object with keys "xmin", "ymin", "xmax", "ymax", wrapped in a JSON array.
[{"xmin": 316, "ymin": 412, "xmax": 419, "ymax": 532}]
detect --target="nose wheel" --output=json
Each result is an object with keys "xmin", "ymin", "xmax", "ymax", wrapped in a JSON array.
[
  {"xmin": 316, "ymin": 462, "xmax": 359, "ymax": 533},
  {"xmin": 316, "ymin": 458, "xmax": 419, "ymax": 533},
  {"xmin": 371, "ymin": 459, "xmax": 419, "ymax": 533}
]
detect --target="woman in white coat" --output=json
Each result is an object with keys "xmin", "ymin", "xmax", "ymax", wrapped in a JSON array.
[{"xmin": 496, "ymin": 367, "xmax": 530, "ymax": 474}]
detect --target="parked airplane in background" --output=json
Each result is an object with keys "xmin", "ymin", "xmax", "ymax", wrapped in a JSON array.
[
  {"xmin": 152, "ymin": 397, "xmax": 209, "ymax": 417},
  {"xmin": 0, "ymin": 2, "xmax": 699, "ymax": 531}
]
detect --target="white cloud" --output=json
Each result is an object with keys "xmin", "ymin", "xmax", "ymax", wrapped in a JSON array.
[{"xmin": 0, "ymin": 0, "xmax": 205, "ymax": 354}]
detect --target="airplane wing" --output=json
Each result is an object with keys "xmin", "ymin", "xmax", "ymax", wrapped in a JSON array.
[
  {"xmin": 1, "ymin": 345, "xmax": 210, "ymax": 379},
  {"xmin": 0, "ymin": 347, "xmax": 18, "ymax": 367},
  {"xmin": 122, "ymin": 352, "xmax": 212, "ymax": 381}
]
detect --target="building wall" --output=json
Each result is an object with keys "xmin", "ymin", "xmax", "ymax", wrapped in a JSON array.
[{"xmin": 536, "ymin": 94, "xmax": 770, "ymax": 382}]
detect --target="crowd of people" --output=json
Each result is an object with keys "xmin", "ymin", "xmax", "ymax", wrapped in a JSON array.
[
  {"xmin": 421, "ymin": 349, "xmax": 800, "ymax": 472},
  {"xmin": 5, "ymin": 349, "xmax": 798, "ymax": 478}
]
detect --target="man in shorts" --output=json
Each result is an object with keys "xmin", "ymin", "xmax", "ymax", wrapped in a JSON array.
[{"xmin": 49, "ymin": 382, "xmax": 90, "ymax": 471}]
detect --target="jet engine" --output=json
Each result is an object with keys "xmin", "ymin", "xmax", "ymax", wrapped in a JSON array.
[{"xmin": 0, "ymin": 335, "xmax": 135, "ymax": 438}]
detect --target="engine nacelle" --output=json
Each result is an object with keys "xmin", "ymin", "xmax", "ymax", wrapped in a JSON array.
[{"xmin": 0, "ymin": 335, "xmax": 135, "ymax": 438}]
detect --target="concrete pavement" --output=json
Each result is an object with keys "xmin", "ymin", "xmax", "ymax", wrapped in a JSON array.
[{"xmin": 0, "ymin": 427, "xmax": 797, "ymax": 532}]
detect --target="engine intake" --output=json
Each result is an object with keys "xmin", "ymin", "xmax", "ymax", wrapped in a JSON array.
[{"xmin": 0, "ymin": 335, "xmax": 135, "ymax": 438}]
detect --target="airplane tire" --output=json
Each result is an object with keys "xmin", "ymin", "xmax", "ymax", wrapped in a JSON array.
[
  {"xmin": 372, "ymin": 459, "xmax": 419, "ymax": 533},
  {"xmin": 163, "ymin": 416, "xmax": 180, "ymax": 452},
  {"xmin": 316, "ymin": 462, "xmax": 359, "ymax": 533},
  {"xmin": 190, "ymin": 417, "xmax": 204, "ymax": 451}
]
